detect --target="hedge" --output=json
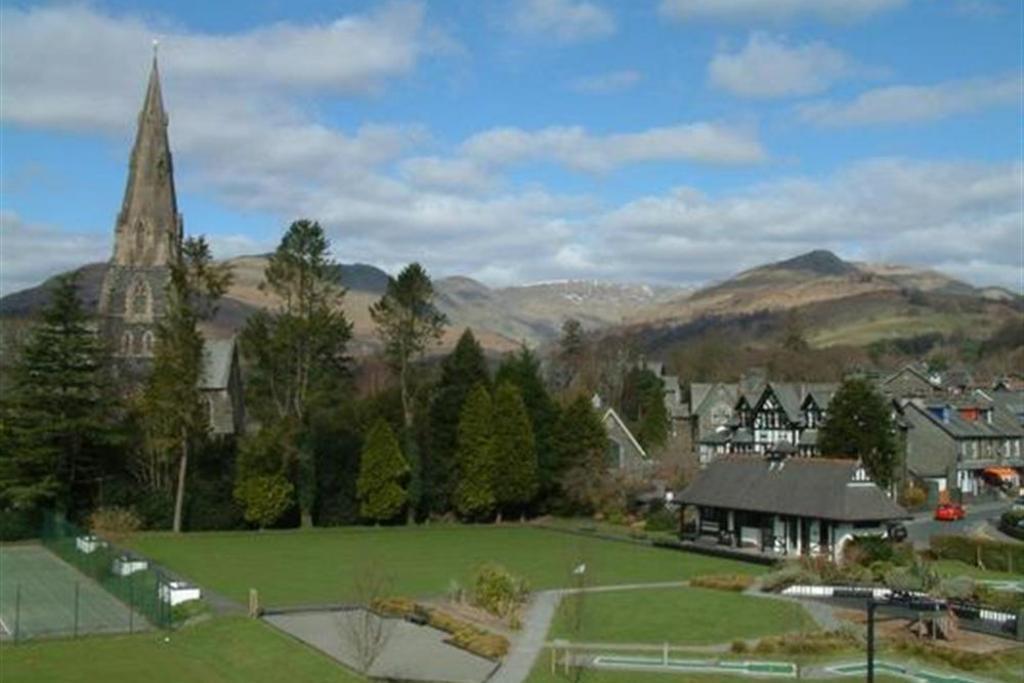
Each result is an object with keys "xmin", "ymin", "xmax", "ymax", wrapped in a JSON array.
[{"xmin": 930, "ymin": 535, "xmax": 1024, "ymax": 573}]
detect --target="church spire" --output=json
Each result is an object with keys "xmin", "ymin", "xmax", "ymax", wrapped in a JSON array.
[{"xmin": 112, "ymin": 49, "xmax": 182, "ymax": 267}]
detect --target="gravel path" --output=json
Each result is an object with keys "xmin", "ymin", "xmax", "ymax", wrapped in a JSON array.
[{"xmin": 489, "ymin": 581, "xmax": 688, "ymax": 683}]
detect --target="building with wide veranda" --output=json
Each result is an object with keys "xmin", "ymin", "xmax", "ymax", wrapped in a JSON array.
[{"xmin": 677, "ymin": 452, "xmax": 908, "ymax": 561}]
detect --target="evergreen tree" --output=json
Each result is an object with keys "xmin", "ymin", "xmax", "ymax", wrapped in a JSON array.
[
  {"xmin": 426, "ymin": 329, "xmax": 489, "ymax": 514},
  {"xmin": 495, "ymin": 347, "xmax": 558, "ymax": 502},
  {"xmin": 555, "ymin": 318, "xmax": 586, "ymax": 389},
  {"xmin": 370, "ymin": 263, "xmax": 446, "ymax": 522},
  {"xmin": 357, "ymin": 419, "xmax": 409, "ymax": 523},
  {"xmin": 491, "ymin": 382, "xmax": 538, "ymax": 521},
  {"xmin": 370, "ymin": 263, "xmax": 447, "ymax": 428},
  {"xmin": 240, "ymin": 219, "xmax": 352, "ymax": 527},
  {"xmin": 550, "ymin": 394, "xmax": 608, "ymax": 508},
  {"xmin": 0, "ymin": 274, "xmax": 121, "ymax": 516},
  {"xmin": 234, "ymin": 474, "xmax": 294, "ymax": 530},
  {"xmin": 620, "ymin": 367, "xmax": 669, "ymax": 450},
  {"xmin": 454, "ymin": 384, "xmax": 496, "ymax": 520},
  {"xmin": 552, "ymin": 395, "xmax": 608, "ymax": 471},
  {"xmin": 819, "ymin": 377, "xmax": 898, "ymax": 488},
  {"xmin": 141, "ymin": 237, "xmax": 231, "ymax": 532}
]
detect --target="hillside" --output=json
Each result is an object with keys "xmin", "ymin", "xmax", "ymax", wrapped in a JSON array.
[
  {"xmin": 621, "ymin": 250, "xmax": 1021, "ymax": 353},
  {"xmin": 0, "ymin": 257, "xmax": 688, "ymax": 354}
]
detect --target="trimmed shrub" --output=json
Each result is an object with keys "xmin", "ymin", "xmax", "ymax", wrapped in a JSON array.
[
  {"xmin": 691, "ymin": 574, "xmax": 755, "ymax": 592},
  {"xmin": 372, "ymin": 596, "xmax": 417, "ymax": 618},
  {"xmin": 471, "ymin": 563, "xmax": 529, "ymax": 618},
  {"xmin": 730, "ymin": 640, "xmax": 749, "ymax": 653},
  {"xmin": 999, "ymin": 510, "xmax": 1024, "ymax": 541},
  {"xmin": 88, "ymin": 506, "xmax": 142, "ymax": 541},
  {"xmin": 644, "ymin": 507, "xmax": 677, "ymax": 533}
]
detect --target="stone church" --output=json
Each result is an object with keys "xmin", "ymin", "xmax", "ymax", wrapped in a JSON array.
[{"xmin": 98, "ymin": 54, "xmax": 244, "ymax": 436}]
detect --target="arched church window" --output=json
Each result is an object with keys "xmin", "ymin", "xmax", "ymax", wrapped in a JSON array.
[
  {"xmin": 142, "ymin": 331, "xmax": 155, "ymax": 356},
  {"xmin": 121, "ymin": 331, "xmax": 133, "ymax": 356},
  {"xmin": 127, "ymin": 278, "xmax": 151, "ymax": 319}
]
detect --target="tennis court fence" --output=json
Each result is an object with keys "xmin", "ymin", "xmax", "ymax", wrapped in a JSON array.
[{"xmin": 13, "ymin": 510, "xmax": 177, "ymax": 638}]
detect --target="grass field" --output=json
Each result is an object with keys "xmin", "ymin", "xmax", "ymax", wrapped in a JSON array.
[
  {"xmin": 550, "ymin": 587, "xmax": 816, "ymax": 645},
  {"xmin": 0, "ymin": 545, "xmax": 139, "ymax": 639},
  {"xmin": 130, "ymin": 525, "xmax": 766, "ymax": 606},
  {"xmin": 0, "ymin": 616, "xmax": 362, "ymax": 683}
]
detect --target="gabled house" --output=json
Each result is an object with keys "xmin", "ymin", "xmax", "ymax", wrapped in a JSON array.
[
  {"xmin": 900, "ymin": 394, "xmax": 1023, "ymax": 496},
  {"xmin": 592, "ymin": 395, "xmax": 649, "ymax": 472},
  {"xmin": 699, "ymin": 382, "xmax": 838, "ymax": 462},
  {"xmin": 879, "ymin": 364, "xmax": 941, "ymax": 399},
  {"xmin": 677, "ymin": 453, "xmax": 908, "ymax": 561}
]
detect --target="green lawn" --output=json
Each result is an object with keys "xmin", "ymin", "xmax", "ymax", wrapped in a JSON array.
[
  {"xmin": 0, "ymin": 617, "xmax": 362, "ymax": 683},
  {"xmin": 550, "ymin": 587, "xmax": 816, "ymax": 645},
  {"xmin": 525, "ymin": 648, "xmax": 908, "ymax": 683},
  {"xmin": 130, "ymin": 525, "xmax": 766, "ymax": 607}
]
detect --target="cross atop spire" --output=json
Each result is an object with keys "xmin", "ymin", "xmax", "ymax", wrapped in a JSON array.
[{"xmin": 111, "ymin": 50, "xmax": 181, "ymax": 267}]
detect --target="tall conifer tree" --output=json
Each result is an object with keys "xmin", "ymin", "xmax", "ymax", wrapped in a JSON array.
[
  {"xmin": 454, "ymin": 384, "xmax": 496, "ymax": 520},
  {"xmin": 1, "ymin": 274, "xmax": 120, "ymax": 516},
  {"xmin": 426, "ymin": 329, "xmax": 489, "ymax": 513},
  {"xmin": 357, "ymin": 419, "xmax": 409, "ymax": 523},
  {"xmin": 240, "ymin": 219, "xmax": 352, "ymax": 527},
  {"xmin": 491, "ymin": 382, "xmax": 537, "ymax": 521}
]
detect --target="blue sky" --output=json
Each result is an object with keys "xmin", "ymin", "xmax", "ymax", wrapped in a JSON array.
[{"xmin": 1, "ymin": 0, "xmax": 1021, "ymax": 295}]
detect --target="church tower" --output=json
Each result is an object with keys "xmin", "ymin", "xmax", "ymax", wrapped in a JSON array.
[{"xmin": 98, "ymin": 51, "xmax": 183, "ymax": 363}]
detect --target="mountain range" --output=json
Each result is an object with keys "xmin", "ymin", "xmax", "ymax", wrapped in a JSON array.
[{"xmin": 1, "ymin": 249, "xmax": 1018, "ymax": 355}]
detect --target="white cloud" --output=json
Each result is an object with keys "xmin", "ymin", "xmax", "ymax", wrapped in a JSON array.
[
  {"xmin": 591, "ymin": 158, "xmax": 1022, "ymax": 289},
  {"xmin": 509, "ymin": 0, "xmax": 616, "ymax": 44},
  {"xmin": 460, "ymin": 123, "xmax": 766, "ymax": 172},
  {"xmin": 0, "ymin": 212, "xmax": 111, "ymax": 296},
  {"xmin": 799, "ymin": 74, "xmax": 1022, "ymax": 125},
  {"xmin": 0, "ymin": 2, "xmax": 444, "ymax": 132},
  {"xmin": 658, "ymin": 0, "xmax": 906, "ymax": 24},
  {"xmin": 569, "ymin": 69, "xmax": 643, "ymax": 94},
  {"xmin": 398, "ymin": 157, "xmax": 495, "ymax": 193},
  {"xmin": 709, "ymin": 33, "xmax": 855, "ymax": 98}
]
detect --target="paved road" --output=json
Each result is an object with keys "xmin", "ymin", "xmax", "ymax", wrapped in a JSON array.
[{"xmin": 904, "ymin": 501, "xmax": 1014, "ymax": 547}]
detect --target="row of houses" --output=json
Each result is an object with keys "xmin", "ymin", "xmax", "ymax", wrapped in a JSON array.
[
  {"xmin": 680, "ymin": 365, "xmax": 1024, "ymax": 497},
  {"xmin": 622, "ymin": 363, "xmax": 1024, "ymax": 562}
]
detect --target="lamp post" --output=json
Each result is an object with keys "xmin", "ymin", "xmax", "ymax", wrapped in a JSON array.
[{"xmin": 866, "ymin": 598, "xmax": 878, "ymax": 683}]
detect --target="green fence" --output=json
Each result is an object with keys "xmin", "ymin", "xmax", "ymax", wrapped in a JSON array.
[{"xmin": 39, "ymin": 511, "xmax": 173, "ymax": 632}]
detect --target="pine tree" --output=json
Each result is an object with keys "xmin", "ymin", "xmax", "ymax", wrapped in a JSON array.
[
  {"xmin": 1, "ymin": 274, "xmax": 120, "ymax": 516},
  {"xmin": 550, "ymin": 394, "xmax": 608, "ymax": 509},
  {"xmin": 370, "ymin": 263, "xmax": 446, "ymax": 522},
  {"xmin": 140, "ymin": 236, "xmax": 231, "ymax": 533},
  {"xmin": 426, "ymin": 329, "xmax": 489, "ymax": 514},
  {"xmin": 495, "ymin": 346, "xmax": 560, "ymax": 503},
  {"xmin": 357, "ymin": 419, "xmax": 409, "ymax": 523},
  {"xmin": 492, "ymin": 382, "xmax": 538, "ymax": 521},
  {"xmin": 454, "ymin": 384, "xmax": 496, "ymax": 520},
  {"xmin": 370, "ymin": 263, "xmax": 447, "ymax": 428},
  {"xmin": 620, "ymin": 367, "xmax": 669, "ymax": 450},
  {"xmin": 819, "ymin": 377, "xmax": 898, "ymax": 488},
  {"xmin": 240, "ymin": 219, "xmax": 353, "ymax": 528}
]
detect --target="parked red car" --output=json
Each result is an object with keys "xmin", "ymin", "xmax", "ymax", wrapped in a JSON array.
[{"xmin": 934, "ymin": 502, "xmax": 966, "ymax": 521}]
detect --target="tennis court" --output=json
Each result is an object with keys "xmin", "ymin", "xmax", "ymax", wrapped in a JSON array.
[{"xmin": 0, "ymin": 544, "xmax": 146, "ymax": 640}]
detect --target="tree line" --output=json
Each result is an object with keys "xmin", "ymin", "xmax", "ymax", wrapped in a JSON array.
[{"xmin": 0, "ymin": 220, "xmax": 624, "ymax": 535}]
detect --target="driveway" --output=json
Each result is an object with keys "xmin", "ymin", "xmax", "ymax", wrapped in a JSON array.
[{"xmin": 904, "ymin": 501, "xmax": 1015, "ymax": 547}]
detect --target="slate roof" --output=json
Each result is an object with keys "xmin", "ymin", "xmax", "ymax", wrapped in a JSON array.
[
  {"xmin": 920, "ymin": 401, "xmax": 1023, "ymax": 439},
  {"xmin": 677, "ymin": 455, "xmax": 909, "ymax": 522},
  {"xmin": 199, "ymin": 337, "xmax": 236, "ymax": 390}
]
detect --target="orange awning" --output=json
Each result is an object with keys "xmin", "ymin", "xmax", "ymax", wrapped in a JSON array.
[{"xmin": 983, "ymin": 467, "xmax": 1018, "ymax": 480}]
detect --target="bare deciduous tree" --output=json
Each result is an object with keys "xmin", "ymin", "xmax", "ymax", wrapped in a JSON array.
[{"xmin": 337, "ymin": 561, "xmax": 395, "ymax": 674}]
